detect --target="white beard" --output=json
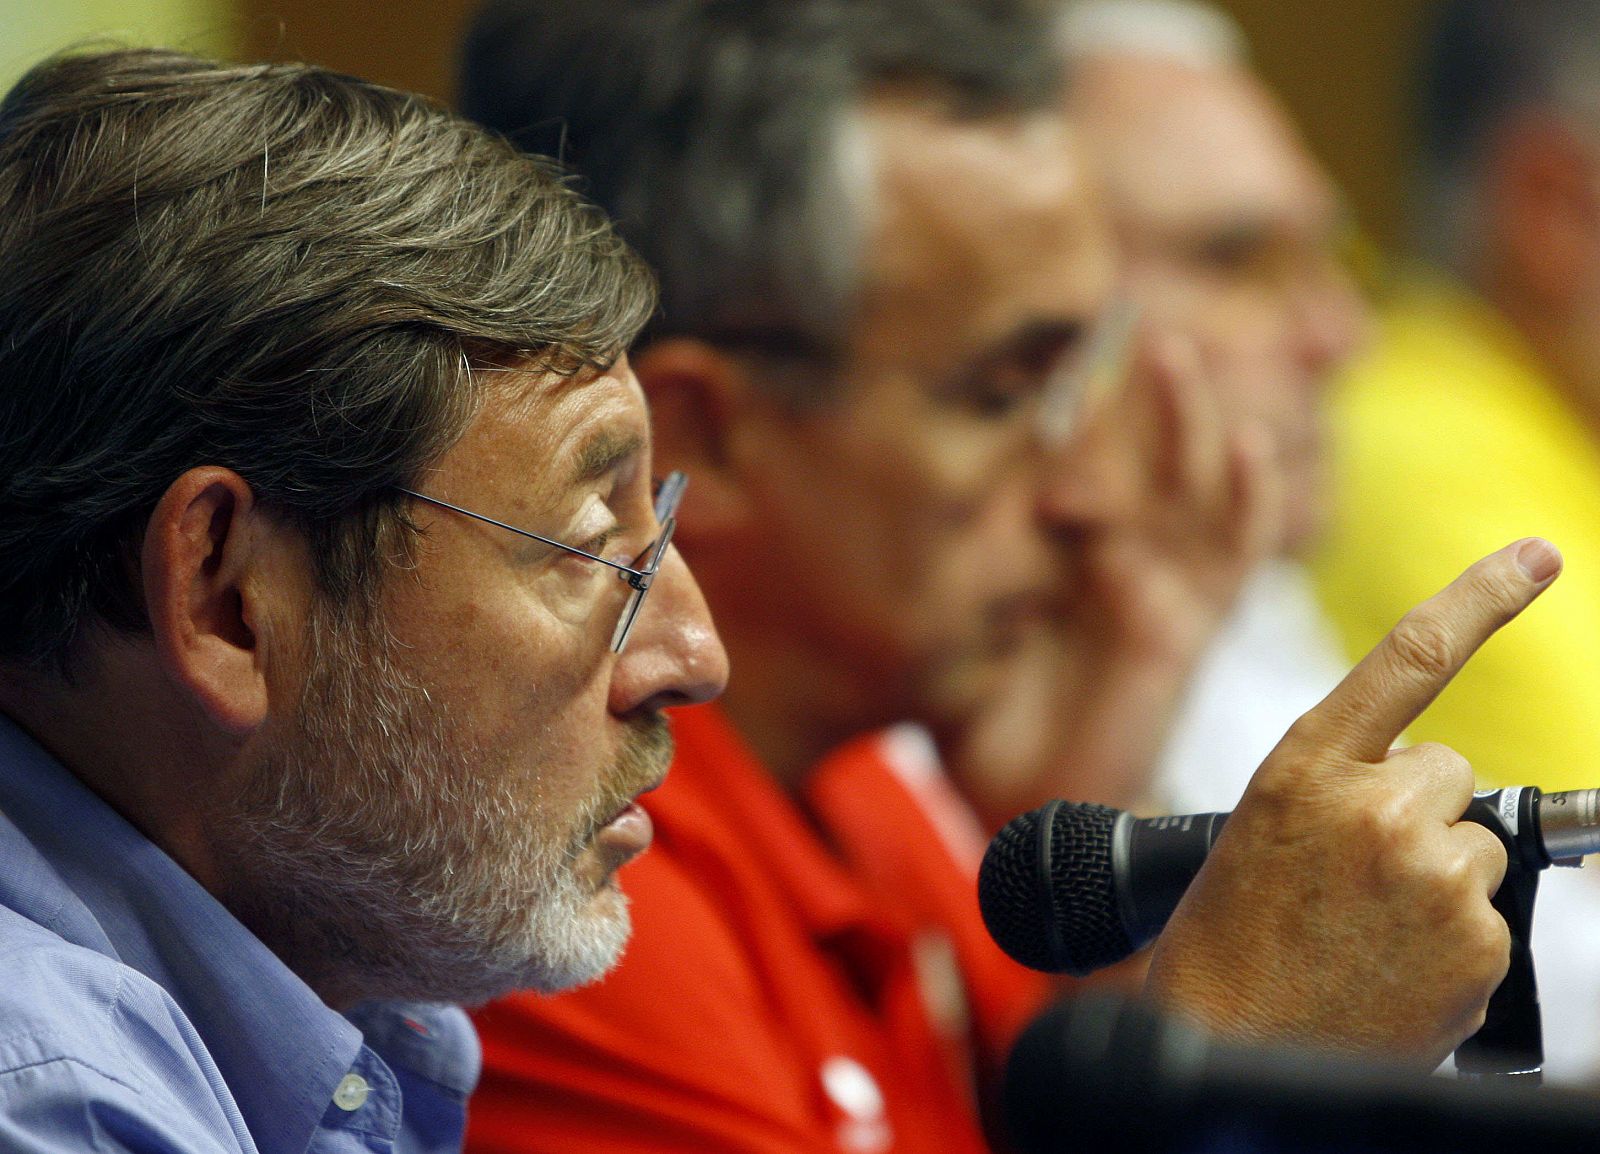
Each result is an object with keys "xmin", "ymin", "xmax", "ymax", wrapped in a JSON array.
[{"xmin": 220, "ymin": 597, "xmax": 667, "ymax": 1005}]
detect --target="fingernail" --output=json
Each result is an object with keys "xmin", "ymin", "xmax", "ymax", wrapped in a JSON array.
[{"xmin": 1515, "ymin": 537, "xmax": 1562, "ymax": 583}]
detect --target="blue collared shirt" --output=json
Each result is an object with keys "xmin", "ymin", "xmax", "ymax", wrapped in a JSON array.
[{"xmin": 0, "ymin": 715, "xmax": 480, "ymax": 1154}]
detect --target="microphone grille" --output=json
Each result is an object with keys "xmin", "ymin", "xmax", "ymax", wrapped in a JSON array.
[{"xmin": 978, "ymin": 801, "xmax": 1133, "ymax": 976}]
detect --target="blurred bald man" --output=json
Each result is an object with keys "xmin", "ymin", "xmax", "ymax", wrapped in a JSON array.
[{"xmin": 1059, "ymin": 0, "xmax": 1368, "ymax": 813}]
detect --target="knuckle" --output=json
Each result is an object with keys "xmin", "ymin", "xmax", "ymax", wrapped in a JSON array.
[
  {"xmin": 1352, "ymin": 793, "xmax": 1413, "ymax": 852},
  {"xmin": 1405, "ymin": 740, "xmax": 1452, "ymax": 764},
  {"xmin": 1386, "ymin": 611, "xmax": 1459, "ymax": 680},
  {"xmin": 1458, "ymin": 819, "xmax": 1508, "ymax": 873},
  {"xmin": 1472, "ymin": 911, "xmax": 1513, "ymax": 986},
  {"xmin": 1409, "ymin": 742, "xmax": 1476, "ymax": 792},
  {"xmin": 1274, "ymin": 714, "xmax": 1320, "ymax": 757},
  {"xmin": 1240, "ymin": 753, "xmax": 1311, "ymax": 813},
  {"xmin": 1427, "ymin": 740, "xmax": 1472, "ymax": 773},
  {"xmin": 1442, "ymin": 746, "xmax": 1474, "ymax": 782},
  {"xmin": 1432, "ymin": 851, "xmax": 1475, "ymax": 896},
  {"xmin": 1344, "ymin": 800, "xmax": 1420, "ymax": 870},
  {"xmin": 1274, "ymin": 710, "xmax": 1346, "ymax": 769},
  {"xmin": 1463, "ymin": 560, "xmax": 1526, "ymax": 620}
]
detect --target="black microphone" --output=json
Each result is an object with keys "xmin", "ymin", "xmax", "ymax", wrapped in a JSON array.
[
  {"xmin": 978, "ymin": 786, "xmax": 1600, "ymax": 977},
  {"xmin": 1003, "ymin": 992, "xmax": 1600, "ymax": 1154}
]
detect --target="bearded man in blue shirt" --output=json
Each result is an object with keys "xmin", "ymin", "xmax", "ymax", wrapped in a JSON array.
[{"xmin": 0, "ymin": 47, "xmax": 727, "ymax": 1154}]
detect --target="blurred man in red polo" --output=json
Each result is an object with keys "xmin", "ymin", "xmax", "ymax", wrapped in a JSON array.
[{"xmin": 457, "ymin": 2, "xmax": 1556, "ymax": 1150}]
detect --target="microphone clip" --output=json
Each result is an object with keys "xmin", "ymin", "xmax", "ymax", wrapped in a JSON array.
[{"xmin": 1454, "ymin": 787, "xmax": 1544, "ymax": 1083}]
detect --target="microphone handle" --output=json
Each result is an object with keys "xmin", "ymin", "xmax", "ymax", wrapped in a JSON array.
[
  {"xmin": 1458, "ymin": 786, "xmax": 1548, "ymax": 1079},
  {"xmin": 1112, "ymin": 810, "xmax": 1228, "ymax": 949},
  {"xmin": 1111, "ymin": 788, "xmax": 1564, "ymax": 1079},
  {"xmin": 1111, "ymin": 784, "xmax": 1597, "ymax": 954}
]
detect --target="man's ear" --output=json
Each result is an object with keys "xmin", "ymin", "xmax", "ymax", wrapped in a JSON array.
[
  {"xmin": 634, "ymin": 338, "xmax": 763, "ymax": 540},
  {"xmin": 1489, "ymin": 116, "xmax": 1600, "ymax": 310},
  {"xmin": 141, "ymin": 467, "xmax": 297, "ymax": 735}
]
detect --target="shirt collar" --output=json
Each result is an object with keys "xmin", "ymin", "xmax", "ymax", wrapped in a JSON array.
[
  {"xmin": 662, "ymin": 703, "xmax": 899, "ymax": 944},
  {"xmin": 0, "ymin": 714, "xmax": 373, "ymax": 1154}
]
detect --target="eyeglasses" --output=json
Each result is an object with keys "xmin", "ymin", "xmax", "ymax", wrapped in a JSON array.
[
  {"xmin": 396, "ymin": 471, "xmax": 687, "ymax": 653},
  {"xmin": 1033, "ymin": 296, "xmax": 1141, "ymax": 450}
]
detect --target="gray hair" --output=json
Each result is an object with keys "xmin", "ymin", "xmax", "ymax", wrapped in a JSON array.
[
  {"xmin": 0, "ymin": 48, "xmax": 656, "ymax": 675},
  {"xmin": 1053, "ymin": 0, "xmax": 1248, "ymax": 70},
  {"xmin": 458, "ymin": 0, "xmax": 1063, "ymax": 396},
  {"xmin": 1415, "ymin": 0, "xmax": 1600, "ymax": 273}
]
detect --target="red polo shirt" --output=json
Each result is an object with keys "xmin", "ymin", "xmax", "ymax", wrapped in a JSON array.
[{"xmin": 467, "ymin": 703, "xmax": 1051, "ymax": 1154}]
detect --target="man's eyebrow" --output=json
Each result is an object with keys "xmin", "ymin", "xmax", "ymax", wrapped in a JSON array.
[
  {"xmin": 570, "ymin": 429, "xmax": 646, "ymax": 488},
  {"xmin": 964, "ymin": 318, "xmax": 1088, "ymax": 383},
  {"xmin": 1000, "ymin": 318, "xmax": 1088, "ymax": 363}
]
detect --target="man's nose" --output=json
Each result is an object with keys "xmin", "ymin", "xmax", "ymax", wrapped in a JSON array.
[
  {"xmin": 1293, "ymin": 261, "xmax": 1371, "ymax": 382},
  {"xmin": 1035, "ymin": 404, "xmax": 1141, "ymax": 536},
  {"xmin": 609, "ymin": 545, "xmax": 728, "ymax": 716}
]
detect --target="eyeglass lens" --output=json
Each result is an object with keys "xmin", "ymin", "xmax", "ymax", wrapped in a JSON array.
[
  {"xmin": 610, "ymin": 471, "xmax": 688, "ymax": 652},
  {"xmin": 1034, "ymin": 296, "xmax": 1141, "ymax": 449}
]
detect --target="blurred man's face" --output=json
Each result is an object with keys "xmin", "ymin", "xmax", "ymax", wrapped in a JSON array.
[
  {"xmin": 1071, "ymin": 53, "xmax": 1368, "ymax": 550},
  {"xmin": 225, "ymin": 363, "xmax": 727, "ymax": 1005},
  {"xmin": 730, "ymin": 94, "xmax": 1116, "ymax": 735}
]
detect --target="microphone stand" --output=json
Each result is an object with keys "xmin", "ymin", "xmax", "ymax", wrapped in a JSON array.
[{"xmin": 1453, "ymin": 789, "xmax": 1546, "ymax": 1083}]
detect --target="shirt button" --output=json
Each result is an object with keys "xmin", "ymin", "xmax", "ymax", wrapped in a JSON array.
[{"xmin": 332, "ymin": 1073, "xmax": 370, "ymax": 1112}]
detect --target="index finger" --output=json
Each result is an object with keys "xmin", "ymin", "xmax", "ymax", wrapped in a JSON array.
[{"xmin": 1294, "ymin": 538, "xmax": 1561, "ymax": 763}]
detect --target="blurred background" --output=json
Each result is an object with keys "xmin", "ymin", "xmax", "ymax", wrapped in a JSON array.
[
  {"xmin": 10, "ymin": 0, "xmax": 1600, "ymax": 1097},
  {"xmin": 0, "ymin": 0, "xmax": 1434, "ymax": 251}
]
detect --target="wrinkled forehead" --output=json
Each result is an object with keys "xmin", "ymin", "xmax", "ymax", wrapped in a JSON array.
[
  {"xmin": 850, "ymin": 92, "xmax": 1114, "ymax": 354},
  {"xmin": 435, "ymin": 358, "xmax": 651, "ymax": 514},
  {"xmin": 1072, "ymin": 53, "xmax": 1340, "ymax": 236}
]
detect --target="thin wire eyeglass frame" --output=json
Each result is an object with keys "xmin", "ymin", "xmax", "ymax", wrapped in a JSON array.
[
  {"xmin": 395, "ymin": 470, "xmax": 687, "ymax": 653},
  {"xmin": 1033, "ymin": 296, "xmax": 1141, "ymax": 450}
]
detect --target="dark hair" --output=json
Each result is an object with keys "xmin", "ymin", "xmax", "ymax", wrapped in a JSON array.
[
  {"xmin": 0, "ymin": 48, "xmax": 656, "ymax": 674},
  {"xmin": 458, "ymin": 0, "xmax": 1061, "ymax": 374},
  {"xmin": 1414, "ymin": 0, "xmax": 1600, "ymax": 267}
]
